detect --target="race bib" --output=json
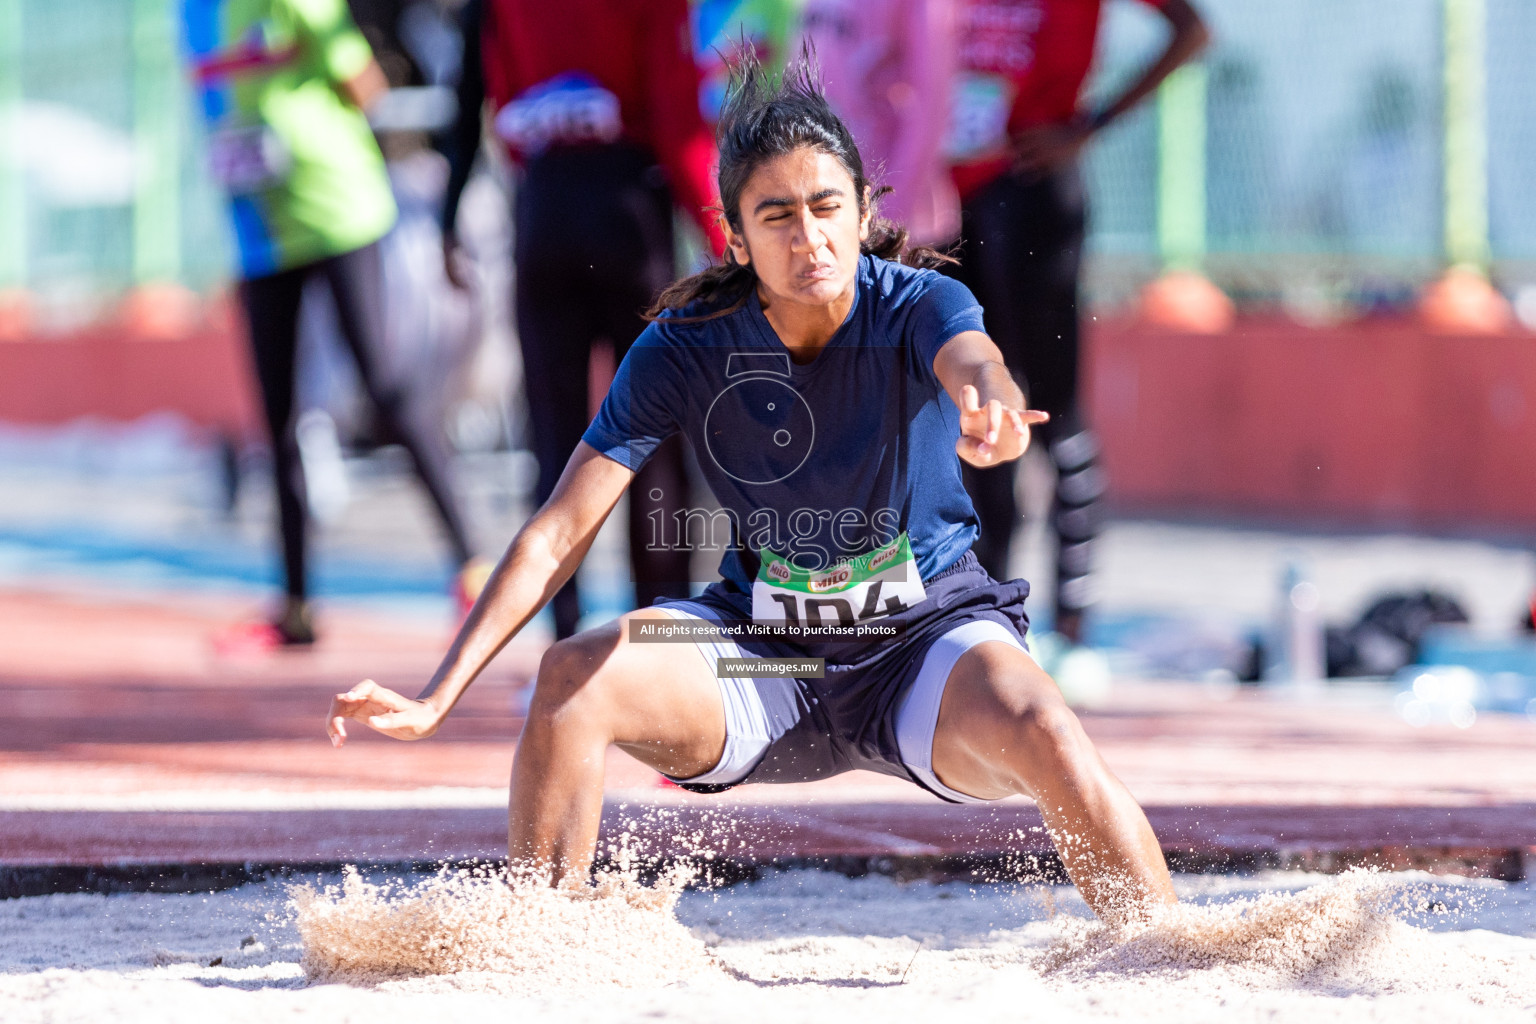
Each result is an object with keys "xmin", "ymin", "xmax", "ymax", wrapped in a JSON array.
[
  {"xmin": 207, "ymin": 123, "xmax": 291, "ymax": 194},
  {"xmin": 943, "ymin": 71, "xmax": 1016, "ymax": 162},
  {"xmin": 752, "ymin": 533, "xmax": 928, "ymax": 628},
  {"xmin": 494, "ymin": 73, "xmax": 623, "ymax": 155}
]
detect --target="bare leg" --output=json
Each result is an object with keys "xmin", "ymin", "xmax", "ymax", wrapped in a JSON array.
[
  {"xmin": 929, "ymin": 641, "xmax": 1176, "ymax": 922},
  {"xmin": 509, "ymin": 609, "xmax": 727, "ymax": 884}
]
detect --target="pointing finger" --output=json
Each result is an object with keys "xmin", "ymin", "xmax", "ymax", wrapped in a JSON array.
[{"xmin": 986, "ymin": 400, "xmax": 1003, "ymax": 444}]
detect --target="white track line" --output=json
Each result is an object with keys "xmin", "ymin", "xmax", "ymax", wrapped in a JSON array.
[{"xmin": 0, "ymin": 787, "xmax": 509, "ymax": 812}]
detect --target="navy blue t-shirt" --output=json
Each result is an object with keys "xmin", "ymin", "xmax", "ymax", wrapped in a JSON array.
[{"xmin": 583, "ymin": 254, "xmax": 986, "ymax": 611}]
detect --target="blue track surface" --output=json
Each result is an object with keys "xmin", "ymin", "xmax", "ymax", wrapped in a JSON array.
[{"xmin": 0, "ymin": 524, "xmax": 450, "ymax": 598}]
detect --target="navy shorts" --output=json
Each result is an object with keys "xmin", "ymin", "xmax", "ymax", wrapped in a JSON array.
[{"xmin": 652, "ymin": 550, "xmax": 1033, "ymax": 802}]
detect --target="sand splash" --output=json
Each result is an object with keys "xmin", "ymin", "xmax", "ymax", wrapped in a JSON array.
[
  {"xmin": 291, "ymin": 865, "xmax": 715, "ymax": 988},
  {"xmin": 288, "ymin": 864, "xmax": 1534, "ymax": 1010},
  {"xmin": 1037, "ymin": 870, "xmax": 1522, "ymax": 1000}
]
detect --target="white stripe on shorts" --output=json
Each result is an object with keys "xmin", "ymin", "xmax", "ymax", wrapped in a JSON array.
[
  {"xmin": 893, "ymin": 618, "xmax": 1034, "ymax": 803},
  {"xmin": 655, "ymin": 604, "xmax": 799, "ymax": 786}
]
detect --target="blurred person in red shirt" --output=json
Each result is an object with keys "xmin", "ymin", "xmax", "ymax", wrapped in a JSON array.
[
  {"xmin": 945, "ymin": 0, "xmax": 1208, "ymax": 647},
  {"xmin": 441, "ymin": 0, "xmax": 724, "ymax": 638},
  {"xmin": 799, "ymin": 0, "xmax": 959, "ymax": 247}
]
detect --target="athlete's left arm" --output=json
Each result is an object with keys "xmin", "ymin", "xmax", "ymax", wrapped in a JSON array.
[
  {"xmin": 932, "ymin": 330, "xmax": 1050, "ymax": 468},
  {"xmin": 1014, "ymin": 0, "xmax": 1211, "ymax": 172},
  {"xmin": 1097, "ymin": 0, "xmax": 1210, "ymax": 130}
]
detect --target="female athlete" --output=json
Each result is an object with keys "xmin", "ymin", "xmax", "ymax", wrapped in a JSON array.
[{"xmin": 329, "ymin": 55, "xmax": 1176, "ymax": 923}]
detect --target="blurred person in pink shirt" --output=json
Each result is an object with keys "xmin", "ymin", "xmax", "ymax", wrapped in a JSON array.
[{"xmin": 799, "ymin": 0, "xmax": 959, "ymax": 246}]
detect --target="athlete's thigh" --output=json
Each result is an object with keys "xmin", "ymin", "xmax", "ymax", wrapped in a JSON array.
[
  {"xmin": 927, "ymin": 639, "xmax": 1067, "ymax": 800},
  {"xmin": 556, "ymin": 607, "xmax": 727, "ymax": 777}
]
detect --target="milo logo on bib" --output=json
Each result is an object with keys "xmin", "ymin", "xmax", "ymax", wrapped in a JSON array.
[{"xmin": 752, "ymin": 533, "xmax": 927, "ymax": 628}]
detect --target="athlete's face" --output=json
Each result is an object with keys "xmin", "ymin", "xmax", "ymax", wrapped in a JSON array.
[{"xmin": 726, "ymin": 147, "xmax": 871, "ymax": 310}]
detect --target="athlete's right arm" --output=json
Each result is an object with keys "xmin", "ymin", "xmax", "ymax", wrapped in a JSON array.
[{"xmin": 327, "ymin": 443, "xmax": 635, "ymax": 746}]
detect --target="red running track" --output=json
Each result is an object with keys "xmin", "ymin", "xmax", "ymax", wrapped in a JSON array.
[{"xmin": 2, "ymin": 588, "xmax": 1535, "ymax": 892}]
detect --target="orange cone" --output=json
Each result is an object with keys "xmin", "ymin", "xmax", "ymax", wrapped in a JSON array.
[
  {"xmin": 119, "ymin": 282, "xmax": 202, "ymax": 342},
  {"xmin": 1138, "ymin": 270, "xmax": 1235, "ymax": 334},
  {"xmin": 0, "ymin": 287, "xmax": 32, "ymax": 343},
  {"xmin": 1419, "ymin": 266, "xmax": 1513, "ymax": 335}
]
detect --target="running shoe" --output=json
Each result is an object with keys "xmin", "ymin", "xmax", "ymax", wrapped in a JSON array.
[{"xmin": 212, "ymin": 599, "xmax": 316, "ymax": 656}]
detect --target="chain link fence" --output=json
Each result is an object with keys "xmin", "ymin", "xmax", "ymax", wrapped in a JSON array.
[
  {"xmin": 1, "ymin": 0, "xmax": 231, "ymax": 320},
  {"xmin": 2, "ymin": 0, "xmax": 1534, "ymax": 315},
  {"xmin": 1083, "ymin": 0, "xmax": 1535, "ymax": 307}
]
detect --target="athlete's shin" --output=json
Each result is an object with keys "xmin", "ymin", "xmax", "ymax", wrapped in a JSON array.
[
  {"xmin": 507, "ymin": 644, "xmax": 614, "ymax": 884},
  {"xmin": 1008, "ymin": 701, "xmax": 1176, "ymax": 922},
  {"xmin": 932, "ymin": 646, "xmax": 1175, "ymax": 923}
]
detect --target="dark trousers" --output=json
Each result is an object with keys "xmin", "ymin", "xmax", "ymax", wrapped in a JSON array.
[
  {"xmin": 947, "ymin": 164, "xmax": 1104, "ymax": 623},
  {"xmin": 515, "ymin": 145, "xmax": 691, "ymax": 638},
  {"xmin": 240, "ymin": 241, "xmax": 474, "ymax": 600}
]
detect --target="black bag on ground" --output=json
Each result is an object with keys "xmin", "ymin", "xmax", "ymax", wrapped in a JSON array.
[{"xmin": 1325, "ymin": 589, "xmax": 1470, "ymax": 678}]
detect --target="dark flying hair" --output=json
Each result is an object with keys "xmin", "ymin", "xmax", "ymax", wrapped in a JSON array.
[{"xmin": 648, "ymin": 45, "xmax": 955, "ymax": 321}]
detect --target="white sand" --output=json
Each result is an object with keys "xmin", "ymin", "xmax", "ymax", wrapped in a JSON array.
[{"xmin": 0, "ymin": 869, "xmax": 1533, "ymax": 1023}]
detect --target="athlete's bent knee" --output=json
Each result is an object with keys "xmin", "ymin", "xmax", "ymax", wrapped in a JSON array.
[
  {"xmin": 1007, "ymin": 689, "xmax": 1093, "ymax": 780},
  {"xmin": 528, "ymin": 635, "xmax": 611, "ymax": 725}
]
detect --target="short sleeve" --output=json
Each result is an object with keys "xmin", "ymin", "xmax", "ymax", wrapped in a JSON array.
[
  {"xmin": 908, "ymin": 273, "xmax": 987, "ymax": 378},
  {"xmin": 287, "ymin": 0, "xmax": 374, "ymax": 84},
  {"xmin": 581, "ymin": 326, "xmax": 684, "ymax": 470}
]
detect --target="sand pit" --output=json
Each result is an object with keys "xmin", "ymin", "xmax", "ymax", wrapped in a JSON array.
[{"xmin": 0, "ymin": 869, "xmax": 1533, "ymax": 1022}]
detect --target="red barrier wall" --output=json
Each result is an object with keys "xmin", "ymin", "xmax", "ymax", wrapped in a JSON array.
[
  {"xmin": 1086, "ymin": 316, "xmax": 1536, "ymax": 532},
  {"xmin": 0, "ymin": 309, "xmax": 1532, "ymax": 532},
  {"xmin": 0, "ymin": 303, "xmax": 259, "ymax": 438}
]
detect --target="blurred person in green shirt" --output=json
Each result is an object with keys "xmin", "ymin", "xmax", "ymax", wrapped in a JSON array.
[{"xmin": 184, "ymin": 0, "xmax": 482, "ymax": 647}]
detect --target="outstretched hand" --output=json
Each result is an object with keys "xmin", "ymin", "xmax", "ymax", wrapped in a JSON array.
[
  {"xmin": 328, "ymin": 679, "xmax": 442, "ymax": 746},
  {"xmin": 956, "ymin": 384, "xmax": 1049, "ymax": 468}
]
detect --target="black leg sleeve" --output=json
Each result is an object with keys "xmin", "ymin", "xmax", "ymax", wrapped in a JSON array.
[{"xmin": 1041, "ymin": 409, "xmax": 1104, "ymax": 620}]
